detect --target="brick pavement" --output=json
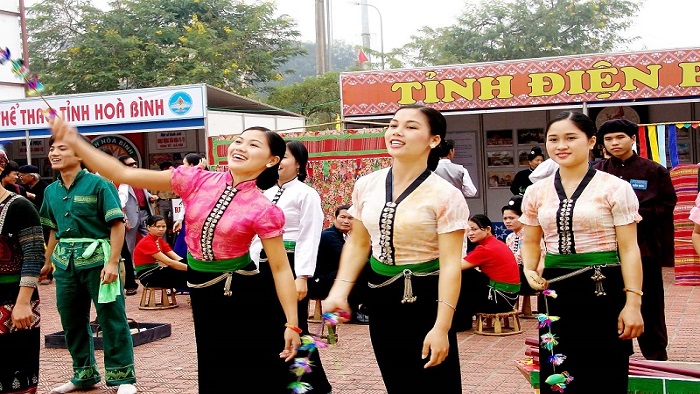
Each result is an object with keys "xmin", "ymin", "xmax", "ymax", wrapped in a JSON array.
[{"xmin": 35, "ymin": 267, "xmax": 699, "ymax": 393}]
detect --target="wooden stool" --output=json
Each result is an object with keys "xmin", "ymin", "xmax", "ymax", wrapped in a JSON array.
[
  {"xmin": 308, "ymin": 298, "xmax": 323, "ymax": 323},
  {"xmin": 518, "ymin": 295, "xmax": 537, "ymax": 319},
  {"xmin": 307, "ymin": 298, "xmax": 339, "ymax": 344},
  {"xmin": 474, "ymin": 310, "xmax": 522, "ymax": 336},
  {"xmin": 139, "ymin": 287, "xmax": 178, "ymax": 310}
]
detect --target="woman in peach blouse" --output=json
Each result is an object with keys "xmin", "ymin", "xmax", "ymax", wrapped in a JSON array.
[
  {"xmin": 324, "ymin": 105, "xmax": 468, "ymax": 393},
  {"xmin": 520, "ymin": 111, "xmax": 643, "ymax": 393}
]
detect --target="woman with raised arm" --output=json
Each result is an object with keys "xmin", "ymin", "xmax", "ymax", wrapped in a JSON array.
[
  {"xmin": 323, "ymin": 104, "xmax": 468, "ymax": 393},
  {"xmin": 520, "ymin": 111, "xmax": 644, "ymax": 393},
  {"xmin": 49, "ymin": 118, "xmax": 301, "ymax": 394}
]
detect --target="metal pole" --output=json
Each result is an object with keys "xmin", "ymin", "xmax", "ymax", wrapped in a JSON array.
[
  {"xmin": 364, "ymin": 3, "xmax": 384, "ymax": 69},
  {"xmin": 315, "ymin": 0, "xmax": 328, "ymax": 75},
  {"xmin": 326, "ymin": 0, "xmax": 333, "ymax": 71}
]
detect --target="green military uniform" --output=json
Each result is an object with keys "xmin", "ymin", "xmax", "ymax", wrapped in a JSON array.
[{"xmin": 40, "ymin": 169, "xmax": 136, "ymax": 388}]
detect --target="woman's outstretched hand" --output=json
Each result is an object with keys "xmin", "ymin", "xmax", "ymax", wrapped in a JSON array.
[
  {"xmin": 48, "ymin": 117, "xmax": 79, "ymax": 145},
  {"xmin": 279, "ymin": 328, "xmax": 301, "ymax": 362}
]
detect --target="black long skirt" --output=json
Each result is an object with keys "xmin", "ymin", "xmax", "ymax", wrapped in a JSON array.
[
  {"xmin": 0, "ymin": 282, "xmax": 40, "ymax": 394},
  {"xmin": 365, "ymin": 269, "xmax": 462, "ymax": 393},
  {"xmin": 188, "ymin": 263, "xmax": 289, "ymax": 394},
  {"xmin": 539, "ymin": 265, "xmax": 631, "ymax": 393},
  {"xmin": 259, "ymin": 250, "xmax": 332, "ymax": 394}
]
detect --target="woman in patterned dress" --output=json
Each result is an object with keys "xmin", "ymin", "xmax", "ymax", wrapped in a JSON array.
[
  {"xmin": 49, "ymin": 118, "xmax": 301, "ymax": 394},
  {"xmin": 0, "ymin": 149, "xmax": 45, "ymax": 394},
  {"xmin": 323, "ymin": 104, "xmax": 468, "ymax": 393},
  {"xmin": 520, "ymin": 111, "xmax": 644, "ymax": 393}
]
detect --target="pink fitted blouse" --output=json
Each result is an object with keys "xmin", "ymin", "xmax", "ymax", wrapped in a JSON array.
[
  {"xmin": 171, "ymin": 166, "xmax": 285, "ymax": 261},
  {"xmin": 519, "ymin": 169, "xmax": 640, "ymax": 254}
]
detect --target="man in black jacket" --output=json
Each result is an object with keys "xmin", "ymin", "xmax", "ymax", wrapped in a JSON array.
[
  {"xmin": 593, "ymin": 118, "xmax": 676, "ymax": 361},
  {"xmin": 309, "ymin": 204, "xmax": 369, "ymax": 324}
]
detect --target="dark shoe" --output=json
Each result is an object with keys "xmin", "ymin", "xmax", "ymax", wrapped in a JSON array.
[
  {"xmin": 125, "ymin": 288, "xmax": 138, "ymax": 296},
  {"xmin": 350, "ymin": 311, "xmax": 370, "ymax": 325}
]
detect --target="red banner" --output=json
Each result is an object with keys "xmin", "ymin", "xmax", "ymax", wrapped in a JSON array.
[{"xmin": 341, "ymin": 48, "xmax": 700, "ymax": 117}]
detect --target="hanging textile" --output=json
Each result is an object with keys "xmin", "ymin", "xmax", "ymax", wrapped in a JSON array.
[
  {"xmin": 668, "ymin": 124, "xmax": 679, "ymax": 168},
  {"xmin": 647, "ymin": 125, "xmax": 659, "ymax": 164},
  {"xmin": 657, "ymin": 124, "xmax": 667, "ymax": 167},
  {"xmin": 670, "ymin": 164, "xmax": 700, "ymax": 286},
  {"xmin": 637, "ymin": 125, "xmax": 648, "ymax": 159}
]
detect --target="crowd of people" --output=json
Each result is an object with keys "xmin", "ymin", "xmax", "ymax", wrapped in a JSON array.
[{"xmin": 0, "ymin": 105, "xmax": 683, "ymax": 393}]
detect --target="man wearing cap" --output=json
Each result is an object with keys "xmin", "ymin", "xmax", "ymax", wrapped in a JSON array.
[
  {"xmin": 18, "ymin": 164, "xmax": 48, "ymax": 213},
  {"xmin": 593, "ymin": 118, "xmax": 676, "ymax": 361}
]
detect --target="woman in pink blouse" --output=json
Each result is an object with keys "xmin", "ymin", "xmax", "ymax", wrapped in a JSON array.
[
  {"xmin": 49, "ymin": 118, "xmax": 301, "ymax": 394},
  {"xmin": 520, "ymin": 111, "xmax": 644, "ymax": 393},
  {"xmin": 324, "ymin": 105, "xmax": 468, "ymax": 393}
]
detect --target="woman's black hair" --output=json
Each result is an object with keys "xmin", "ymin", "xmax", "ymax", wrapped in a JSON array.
[
  {"xmin": 527, "ymin": 146, "xmax": 544, "ymax": 162},
  {"xmin": 546, "ymin": 111, "xmax": 597, "ymax": 138},
  {"xmin": 501, "ymin": 195, "xmax": 523, "ymax": 216},
  {"xmin": 0, "ymin": 160, "xmax": 18, "ymax": 178},
  {"xmin": 241, "ymin": 126, "xmax": 285, "ymax": 190},
  {"xmin": 146, "ymin": 215, "xmax": 166, "ymax": 227},
  {"xmin": 468, "ymin": 214, "xmax": 493, "ymax": 232},
  {"xmin": 285, "ymin": 140, "xmax": 309, "ymax": 182},
  {"xmin": 394, "ymin": 104, "xmax": 447, "ymax": 171},
  {"xmin": 184, "ymin": 153, "xmax": 202, "ymax": 166}
]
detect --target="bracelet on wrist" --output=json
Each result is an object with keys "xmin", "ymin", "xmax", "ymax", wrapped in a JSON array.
[
  {"xmin": 334, "ymin": 278, "xmax": 356, "ymax": 284},
  {"xmin": 436, "ymin": 299, "xmax": 456, "ymax": 311},
  {"xmin": 623, "ymin": 287, "xmax": 643, "ymax": 296},
  {"xmin": 284, "ymin": 323, "xmax": 302, "ymax": 334}
]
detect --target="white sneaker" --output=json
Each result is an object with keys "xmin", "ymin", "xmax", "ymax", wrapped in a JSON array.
[{"xmin": 117, "ymin": 383, "xmax": 137, "ymax": 394}]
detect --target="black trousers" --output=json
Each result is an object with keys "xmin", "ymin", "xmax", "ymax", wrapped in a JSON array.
[
  {"xmin": 637, "ymin": 256, "xmax": 668, "ymax": 360},
  {"xmin": 121, "ymin": 242, "xmax": 138, "ymax": 290}
]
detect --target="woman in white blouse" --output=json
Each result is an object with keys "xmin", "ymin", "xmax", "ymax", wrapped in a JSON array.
[{"xmin": 251, "ymin": 140, "xmax": 330, "ymax": 393}]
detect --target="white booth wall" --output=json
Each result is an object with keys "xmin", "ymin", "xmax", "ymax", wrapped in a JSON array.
[{"xmin": 0, "ymin": 1, "xmax": 25, "ymax": 100}]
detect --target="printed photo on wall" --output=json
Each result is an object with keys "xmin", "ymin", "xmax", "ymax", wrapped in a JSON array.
[
  {"xmin": 518, "ymin": 150, "xmax": 532, "ymax": 166},
  {"xmin": 487, "ymin": 171, "xmax": 515, "ymax": 188},
  {"xmin": 487, "ymin": 151, "xmax": 515, "ymax": 167},
  {"xmin": 517, "ymin": 128, "xmax": 545, "ymax": 145},
  {"xmin": 486, "ymin": 129, "xmax": 514, "ymax": 146}
]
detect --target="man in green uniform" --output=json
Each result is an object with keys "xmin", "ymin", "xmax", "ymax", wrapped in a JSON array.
[{"xmin": 40, "ymin": 134, "xmax": 137, "ymax": 394}]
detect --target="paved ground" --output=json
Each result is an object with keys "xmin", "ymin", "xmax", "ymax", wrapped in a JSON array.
[{"xmin": 35, "ymin": 267, "xmax": 699, "ymax": 393}]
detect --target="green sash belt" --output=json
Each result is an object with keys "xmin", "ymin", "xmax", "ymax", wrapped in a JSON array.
[
  {"xmin": 489, "ymin": 279, "xmax": 520, "ymax": 293},
  {"xmin": 187, "ymin": 252, "xmax": 251, "ymax": 273},
  {"xmin": 135, "ymin": 263, "xmax": 158, "ymax": 273},
  {"xmin": 0, "ymin": 273, "xmax": 21, "ymax": 284},
  {"xmin": 283, "ymin": 241, "xmax": 296, "ymax": 252},
  {"xmin": 544, "ymin": 251, "xmax": 619, "ymax": 269},
  {"xmin": 370, "ymin": 255, "xmax": 439, "ymax": 277},
  {"xmin": 59, "ymin": 238, "xmax": 119, "ymax": 303}
]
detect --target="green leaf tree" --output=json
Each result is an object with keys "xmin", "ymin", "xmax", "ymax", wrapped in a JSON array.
[
  {"xmin": 27, "ymin": 0, "xmax": 304, "ymax": 95},
  {"xmin": 265, "ymin": 71, "xmax": 340, "ymax": 130},
  {"xmin": 399, "ymin": 0, "xmax": 640, "ymax": 67}
]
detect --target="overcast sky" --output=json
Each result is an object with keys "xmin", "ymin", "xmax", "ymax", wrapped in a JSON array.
[{"xmin": 23, "ymin": 0, "xmax": 700, "ymax": 55}]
